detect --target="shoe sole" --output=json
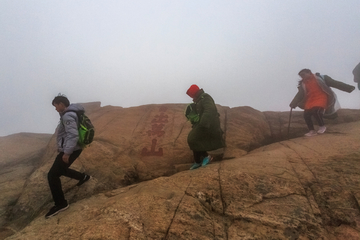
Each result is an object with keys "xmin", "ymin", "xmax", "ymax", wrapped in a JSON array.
[
  {"xmin": 190, "ymin": 166, "xmax": 201, "ymax": 170},
  {"xmin": 45, "ymin": 204, "xmax": 69, "ymax": 219},
  {"xmin": 190, "ymin": 164, "xmax": 202, "ymax": 170}
]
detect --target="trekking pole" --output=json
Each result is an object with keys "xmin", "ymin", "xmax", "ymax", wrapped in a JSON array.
[{"xmin": 287, "ymin": 108, "xmax": 293, "ymax": 139}]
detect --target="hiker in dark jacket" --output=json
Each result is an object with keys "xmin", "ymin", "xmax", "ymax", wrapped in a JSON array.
[
  {"xmin": 290, "ymin": 69, "xmax": 355, "ymax": 137},
  {"xmin": 353, "ymin": 62, "xmax": 360, "ymax": 90},
  {"xmin": 185, "ymin": 84, "xmax": 225, "ymax": 170},
  {"xmin": 46, "ymin": 95, "xmax": 91, "ymax": 219}
]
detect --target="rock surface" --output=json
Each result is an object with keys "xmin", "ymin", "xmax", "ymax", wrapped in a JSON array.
[
  {"xmin": 0, "ymin": 133, "xmax": 52, "ymax": 239},
  {"xmin": 5, "ymin": 121, "xmax": 360, "ymax": 239},
  {"xmin": 1, "ymin": 102, "xmax": 360, "ymax": 239}
]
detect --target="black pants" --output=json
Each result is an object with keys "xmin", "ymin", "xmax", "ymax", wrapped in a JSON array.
[
  {"xmin": 193, "ymin": 151, "xmax": 208, "ymax": 164},
  {"xmin": 48, "ymin": 150, "xmax": 84, "ymax": 206},
  {"xmin": 304, "ymin": 107, "xmax": 325, "ymax": 130}
]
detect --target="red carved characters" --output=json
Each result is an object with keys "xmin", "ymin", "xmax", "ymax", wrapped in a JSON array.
[
  {"xmin": 141, "ymin": 139, "xmax": 163, "ymax": 156},
  {"xmin": 141, "ymin": 106, "xmax": 168, "ymax": 157},
  {"xmin": 146, "ymin": 124, "xmax": 165, "ymax": 137}
]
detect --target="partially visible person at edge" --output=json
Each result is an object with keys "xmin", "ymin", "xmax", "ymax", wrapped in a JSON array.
[
  {"xmin": 290, "ymin": 69, "xmax": 355, "ymax": 137},
  {"xmin": 353, "ymin": 62, "xmax": 360, "ymax": 90},
  {"xmin": 185, "ymin": 84, "xmax": 225, "ymax": 170},
  {"xmin": 45, "ymin": 95, "xmax": 91, "ymax": 219}
]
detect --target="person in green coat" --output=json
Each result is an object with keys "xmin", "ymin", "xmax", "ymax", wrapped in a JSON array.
[{"xmin": 185, "ymin": 84, "xmax": 225, "ymax": 170}]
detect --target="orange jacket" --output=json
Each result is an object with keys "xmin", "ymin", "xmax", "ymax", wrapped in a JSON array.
[{"xmin": 303, "ymin": 74, "xmax": 328, "ymax": 109}]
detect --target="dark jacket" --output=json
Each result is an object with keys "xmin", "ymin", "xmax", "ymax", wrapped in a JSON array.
[
  {"xmin": 353, "ymin": 62, "xmax": 360, "ymax": 90},
  {"xmin": 187, "ymin": 89, "xmax": 225, "ymax": 151},
  {"xmin": 290, "ymin": 74, "xmax": 355, "ymax": 117}
]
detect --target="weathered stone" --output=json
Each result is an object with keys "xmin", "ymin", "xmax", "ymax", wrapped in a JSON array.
[{"xmin": 2, "ymin": 103, "xmax": 360, "ymax": 239}]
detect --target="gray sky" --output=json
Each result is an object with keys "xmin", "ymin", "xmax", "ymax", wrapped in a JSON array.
[{"xmin": 1, "ymin": 0, "xmax": 359, "ymax": 136}]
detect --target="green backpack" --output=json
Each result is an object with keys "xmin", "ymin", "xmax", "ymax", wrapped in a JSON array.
[
  {"xmin": 184, "ymin": 103, "xmax": 200, "ymax": 124},
  {"xmin": 67, "ymin": 110, "xmax": 95, "ymax": 147}
]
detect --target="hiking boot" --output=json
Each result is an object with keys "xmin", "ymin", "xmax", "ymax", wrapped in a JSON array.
[
  {"xmin": 304, "ymin": 130, "xmax": 317, "ymax": 137},
  {"xmin": 317, "ymin": 126, "xmax": 326, "ymax": 134},
  {"xmin": 202, "ymin": 155, "xmax": 213, "ymax": 166},
  {"xmin": 45, "ymin": 203, "xmax": 69, "ymax": 219},
  {"xmin": 77, "ymin": 174, "xmax": 91, "ymax": 186},
  {"xmin": 190, "ymin": 163, "xmax": 202, "ymax": 170}
]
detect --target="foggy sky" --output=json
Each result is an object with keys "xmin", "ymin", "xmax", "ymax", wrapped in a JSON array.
[{"xmin": 1, "ymin": 0, "xmax": 359, "ymax": 136}]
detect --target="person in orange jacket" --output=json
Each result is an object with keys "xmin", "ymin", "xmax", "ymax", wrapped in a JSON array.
[{"xmin": 290, "ymin": 69, "xmax": 355, "ymax": 137}]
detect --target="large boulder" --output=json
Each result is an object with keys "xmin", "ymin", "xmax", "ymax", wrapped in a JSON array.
[
  {"xmin": 5, "ymin": 121, "xmax": 360, "ymax": 239},
  {"xmin": 2, "ymin": 102, "xmax": 360, "ymax": 239}
]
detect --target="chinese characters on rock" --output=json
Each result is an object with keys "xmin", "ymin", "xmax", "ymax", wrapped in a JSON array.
[{"xmin": 141, "ymin": 106, "xmax": 168, "ymax": 157}]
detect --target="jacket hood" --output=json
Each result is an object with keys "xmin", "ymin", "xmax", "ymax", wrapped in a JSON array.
[{"xmin": 61, "ymin": 103, "xmax": 85, "ymax": 116}]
